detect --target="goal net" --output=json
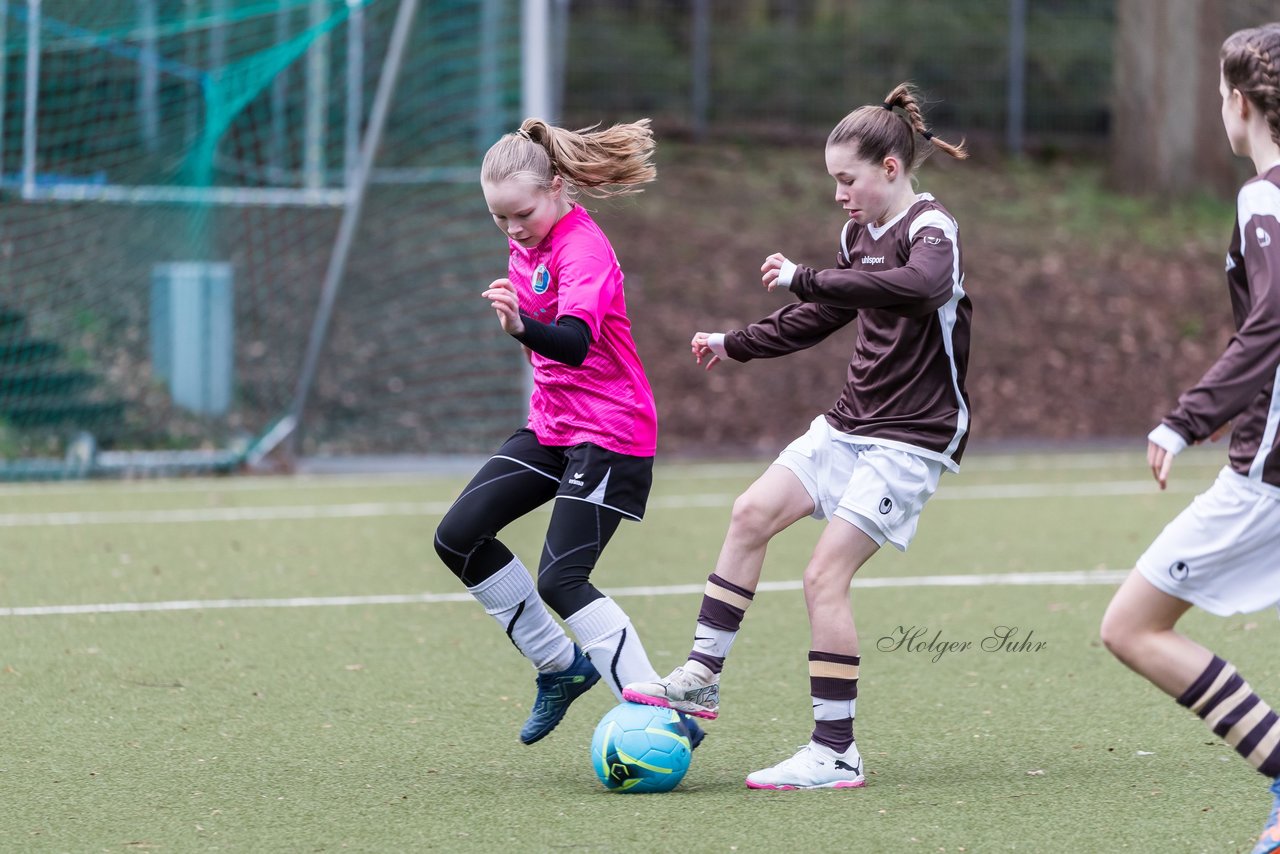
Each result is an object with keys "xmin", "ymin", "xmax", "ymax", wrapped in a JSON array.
[{"xmin": 0, "ymin": 0, "xmax": 527, "ymax": 478}]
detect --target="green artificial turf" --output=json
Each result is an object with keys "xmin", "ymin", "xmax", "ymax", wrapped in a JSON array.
[{"xmin": 1, "ymin": 447, "xmax": 1273, "ymax": 852}]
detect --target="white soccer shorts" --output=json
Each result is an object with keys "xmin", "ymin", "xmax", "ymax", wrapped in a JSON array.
[
  {"xmin": 774, "ymin": 415, "xmax": 944, "ymax": 551},
  {"xmin": 1136, "ymin": 466, "xmax": 1280, "ymax": 616}
]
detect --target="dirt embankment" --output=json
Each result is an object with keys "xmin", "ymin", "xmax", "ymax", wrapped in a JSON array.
[{"xmin": 593, "ymin": 144, "xmax": 1235, "ymax": 456}]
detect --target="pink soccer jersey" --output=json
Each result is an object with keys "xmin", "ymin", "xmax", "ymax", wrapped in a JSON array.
[{"xmin": 505, "ymin": 204, "xmax": 657, "ymax": 457}]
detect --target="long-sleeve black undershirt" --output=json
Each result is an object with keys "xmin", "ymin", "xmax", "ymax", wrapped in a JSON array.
[{"xmin": 512, "ymin": 314, "xmax": 592, "ymax": 366}]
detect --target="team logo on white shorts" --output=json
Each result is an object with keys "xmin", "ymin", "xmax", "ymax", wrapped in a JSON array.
[
  {"xmin": 531, "ymin": 264, "xmax": 551, "ymax": 294},
  {"xmin": 878, "ymin": 497, "xmax": 893, "ymax": 515},
  {"xmin": 1168, "ymin": 561, "xmax": 1190, "ymax": 582}
]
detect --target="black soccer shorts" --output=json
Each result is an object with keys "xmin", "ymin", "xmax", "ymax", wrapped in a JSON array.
[{"xmin": 492, "ymin": 428, "xmax": 653, "ymax": 521}]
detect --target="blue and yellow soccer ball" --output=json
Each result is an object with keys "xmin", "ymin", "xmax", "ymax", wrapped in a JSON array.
[{"xmin": 591, "ymin": 702, "xmax": 692, "ymax": 793}]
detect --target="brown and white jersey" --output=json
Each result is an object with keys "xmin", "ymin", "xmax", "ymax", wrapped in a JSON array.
[
  {"xmin": 723, "ymin": 194, "xmax": 972, "ymax": 470},
  {"xmin": 1163, "ymin": 165, "xmax": 1280, "ymax": 486}
]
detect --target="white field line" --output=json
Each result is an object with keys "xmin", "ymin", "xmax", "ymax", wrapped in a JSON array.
[
  {"xmin": 0, "ymin": 480, "xmax": 1198, "ymax": 528},
  {"xmin": 0, "ymin": 569, "xmax": 1131, "ymax": 617},
  {"xmin": 0, "ymin": 451, "xmax": 1226, "ymax": 498},
  {"xmin": 0, "ymin": 470, "xmax": 481, "ymax": 498}
]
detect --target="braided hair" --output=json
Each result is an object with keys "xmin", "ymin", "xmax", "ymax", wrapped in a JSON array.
[{"xmin": 1221, "ymin": 23, "xmax": 1280, "ymax": 147}]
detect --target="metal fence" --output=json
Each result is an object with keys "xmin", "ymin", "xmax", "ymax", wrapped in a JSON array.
[{"xmin": 557, "ymin": 0, "xmax": 1116, "ymax": 153}]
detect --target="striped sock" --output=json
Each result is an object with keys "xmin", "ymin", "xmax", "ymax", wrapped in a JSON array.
[
  {"xmin": 809, "ymin": 651, "xmax": 859, "ymax": 754},
  {"xmin": 1178, "ymin": 656, "xmax": 1280, "ymax": 778},
  {"xmin": 687, "ymin": 573, "xmax": 755, "ymax": 674}
]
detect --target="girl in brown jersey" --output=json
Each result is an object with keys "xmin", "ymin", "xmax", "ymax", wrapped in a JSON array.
[
  {"xmin": 624, "ymin": 83, "xmax": 971, "ymax": 789},
  {"xmin": 1101, "ymin": 24, "xmax": 1280, "ymax": 853}
]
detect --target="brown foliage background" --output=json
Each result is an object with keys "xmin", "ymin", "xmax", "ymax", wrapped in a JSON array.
[{"xmin": 591, "ymin": 144, "xmax": 1236, "ymax": 456}]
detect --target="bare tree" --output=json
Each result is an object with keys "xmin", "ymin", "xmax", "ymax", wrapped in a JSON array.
[{"xmin": 1111, "ymin": 0, "xmax": 1278, "ymax": 197}]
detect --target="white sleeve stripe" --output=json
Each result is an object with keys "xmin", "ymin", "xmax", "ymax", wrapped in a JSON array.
[
  {"xmin": 1239, "ymin": 181, "xmax": 1280, "ymax": 258},
  {"xmin": 908, "ymin": 209, "xmax": 958, "ymax": 243},
  {"xmin": 1250, "ymin": 364, "xmax": 1280, "ymax": 481},
  {"xmin": 1237, "ymin": 181, "xmax": 1280, "ymax": 232},
  {"xmin": 918, "ymin": 207, "xmax": 967, "ymax": 460}
]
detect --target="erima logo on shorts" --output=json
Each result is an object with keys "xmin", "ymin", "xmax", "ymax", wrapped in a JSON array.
[
  {"xmin": 878, "ymin": 497, "xmax": 893, "ymax": 515},
  {"xmin": 567, "ymin": 470, "xmax": 586, "ymax": 487},
  {"xmin": 1168, "ymin": 561, "xmax": 1190, "ymax": 582},
  {"xmin": 531, "ymin": 264, "xmax": 551, "ymax": 294}
]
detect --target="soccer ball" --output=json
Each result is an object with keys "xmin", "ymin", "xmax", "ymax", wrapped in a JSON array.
[{"xmin": 590, "ymin": 702, "xmax": 692, "ymax": 793}]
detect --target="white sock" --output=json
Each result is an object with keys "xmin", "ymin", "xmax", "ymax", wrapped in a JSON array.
[
  {"xmin": 565, "ymin": 596, "xmax": 659, "ymax": 700},
  {"xmin": 691, "ymin": 624, "xmax": 738, "ymax": 659},
  {"xmin": 468, "ymin": 557, "xmax": 574, "ymax": 673},
  {"xmin": 812, "ymin": 697, "xmax": 856, "ymax": 722}
]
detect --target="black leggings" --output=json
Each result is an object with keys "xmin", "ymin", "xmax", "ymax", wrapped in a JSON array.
[{"xmin": 433, "ymin": 456, "xmax": 623, "ymax": 618}]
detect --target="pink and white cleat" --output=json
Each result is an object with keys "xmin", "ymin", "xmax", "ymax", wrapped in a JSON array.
[
  {"xmin": 745, "ymin": 741, "xmax": 866, "ymax": 790},
  {"xmin": 622, "ymin": 663, "xmax": 719, "ymax": 720}
]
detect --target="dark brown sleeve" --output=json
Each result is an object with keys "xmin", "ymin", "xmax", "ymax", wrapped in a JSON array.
[
  {"xmin": 722, "ymin": 302, "xmax": 858, "ymax": 362},
  {"xmin": 1165, "ymin": 210, "xmax": 1280, "ymax": 442},
  {"xmin": 789, "ymin": 225, "xmax": 956, "ymax": 317}
]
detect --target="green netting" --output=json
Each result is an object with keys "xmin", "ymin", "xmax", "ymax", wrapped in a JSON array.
[{"xmin": 0, "ymin": 0, "xmax": 525, "ymax": 477}]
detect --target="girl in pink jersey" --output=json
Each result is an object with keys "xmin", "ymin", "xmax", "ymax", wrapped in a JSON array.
[
  {"xmin": 434, "ymin": 118, "xmax": 702, "ymax": 751},
  {"xmin": 1100, "ymin": 24, "xmax": 1280, "ymax": 853},
  {"xmin": 625, "ymin": 83, "xmax": 969, "ymax": 790}
]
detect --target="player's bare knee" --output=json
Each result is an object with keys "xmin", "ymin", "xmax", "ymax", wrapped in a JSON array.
[
  {"xmin": 1099, "ymin": 608, "xmax": 1140, "ymax": 663},
  {"xmin": 728, "ymin": 492, "xmax": 781, "ymax": 545},
  {"xmin": 801, "ymin": 560, "xmax": 842, "ymax": 603}
]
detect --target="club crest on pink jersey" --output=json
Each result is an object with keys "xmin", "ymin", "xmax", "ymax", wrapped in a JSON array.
[{"xmin": 532, "ymin": 263, "xmax": 551, "ymax": 294}]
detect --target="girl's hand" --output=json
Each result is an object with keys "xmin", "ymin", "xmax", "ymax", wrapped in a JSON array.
[
  {"xmin": 691, "ymin": 331, "xmax": 721, "ymax": 371},
  {"xmin": 761, "ymin": 252, "xmax": 789, "ymax": 292},
  {"xmin": 482, "ymin": 278, "xmax": 525, "ymax": 336},
  {"xmin": 1147, "ymin": 440, "xmax": 1174, "ymax": 490}
]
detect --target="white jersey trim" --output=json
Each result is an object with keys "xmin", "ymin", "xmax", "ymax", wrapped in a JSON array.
[
  {"xmin": 908, "ymin": 208, "xmax": 969, "ymax": 462},
  {"xmin": 839, "ymin": 218, "xmax": 856, "ymax": 264},
  {"xmin": 706, "ymin": 332, "xmax": 729, "ymax": 359},
  {"xmin": 1238, "ymin": 180, "xmax": 1280, "ymax": 481},
  {"xmin": 866, "ymin": 192, "xmax": 936, "ymax": 241},
  {"xmin": 1238, "ymin": 180, "xmax": 1280, "ymax": 259},
  {"xmin": 1148, "ymin": 423, "xmax": 1188, "ymax": 456},
  {"xmin": 1249, "ymin": 363, "xmax": 1280, "ymax": 482}
]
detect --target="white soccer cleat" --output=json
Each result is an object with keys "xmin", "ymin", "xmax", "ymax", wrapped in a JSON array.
[
  {"xmin": 622, "ymin": 663, "xmax": 720, "ymax": 720},
  {"xmin": 744, "ymin": 741, "xmax": 866, "ymax": 790}
]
